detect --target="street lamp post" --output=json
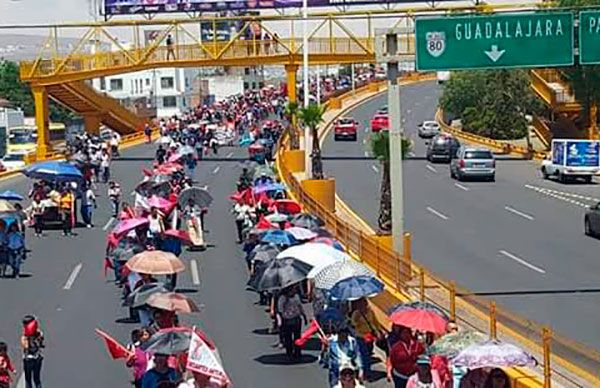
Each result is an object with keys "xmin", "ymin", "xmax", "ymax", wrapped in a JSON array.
[
  {"xmin": 302, "ymin": 0, "xmax": 312, "ymax": 177},
  {"xmin": 376, "ymin": 28, "xmax": 410, "ymax": 253}
]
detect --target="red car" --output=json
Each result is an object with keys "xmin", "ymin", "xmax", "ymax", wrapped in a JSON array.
[
  {"xmin": 334, "ymin": 117, "xmax": 358, "ymax": 141},
  {"xmin": 370, "ymin": 113, "xmax": 389, "ymax": 132}
]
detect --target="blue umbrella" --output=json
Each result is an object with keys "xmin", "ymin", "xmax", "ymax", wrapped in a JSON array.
[
  {"xmin": 253, "ymin": 183, "xmax": 285, "ymax": 194},
  {"xmin": 23, "ymin": 161, "xmax": 83, "ymax": 182},
  {"xmin": 260, "ymin": 230, "xmax": 298, "ymax": 246},
  {"xmin": 317, "ymin": 307, "xmax": 345, "ymax": 324},
  {"xmin": 330, "ymin": 275, "xmax": 384, "ymax": 301},
  {"xmin": 0, "ymin": 190, "xmax": 24, "ymax": 201}
]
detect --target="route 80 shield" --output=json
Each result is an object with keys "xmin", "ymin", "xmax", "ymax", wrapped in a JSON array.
[{"xmin": 426, "ymin": 32, "xmax": 446, "ymax": 57}]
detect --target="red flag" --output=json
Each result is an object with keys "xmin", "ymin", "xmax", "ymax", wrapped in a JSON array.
[
  {"xmin": 295, "ymin": 319, "xmax": 323, "ymax": 348},
  {"xmin": 95, "ymin": 328, "xmax": 132, "ymax": 360},
  {"xmin": 103, "ymin": 257, "xmax": 114, "ymax": 278}
]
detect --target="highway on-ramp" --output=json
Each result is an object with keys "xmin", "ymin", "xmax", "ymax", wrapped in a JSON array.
[
  {"xmin": 0, "ymin": 143, "xmax": 331, "ymax": 387},
  {"xmin": 323, "ymin": 81, "xmax": 600, "ymax": 358}
]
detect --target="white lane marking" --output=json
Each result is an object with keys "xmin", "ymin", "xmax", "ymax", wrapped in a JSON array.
[
  {"xmin": 426, "ymin": 206, "xmax": 449, "ymax": 220},
  {"xmin": 371, "ymin": 165, "xmax": 379, "ymax": 173},
  {"xmin": 226, "ymin": 151, "xmax": 234, "ymax": 158},
  {"xmin": 454, "ymin": 183, "xmax": 469, "ymax": 191},
  {"xmin": 16, "ymin": 373, "xmax": 24, "ymax": 388},
  {"xmin": 426, "ymin": 165, "xmax": 437, "ymax": 173},
  {"xmin": 504, "ymin": 206, "xmax": 534, "ymax": 221},
  {"xmin": 525, "ymin": 185, "xmax": 591, "ymax": 208},
  {"xmin": 191, "ymin": 259, "xmax": 200, "ymax": 285},
  {"xmin": 102, "ymin": 217, "xmax": 115, "ymax": 231},
  {"xmin": 364, "ymin": 151, "xmax": 369, "ymax": 157},
  {"xmin": 525, "ymin": 184, "xmax": 600, "ymax": 202},
  {"xmin": 212, "ymin": 166, "xmax": 220, "ymax": 174},
  {"xmin": 63, "ymin": 263, "xmax": 83, "ymax": 290},
  {"xmin": 499, "ymin": 250, "xmax": 546, "ymax": 274},
  {"xmin": 408, "ymin": 152, "xmax": 416, "ymax": 158}
]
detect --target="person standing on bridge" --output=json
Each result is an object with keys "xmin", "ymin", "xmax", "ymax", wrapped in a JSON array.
[{"xmin": 166, "ymin": 34, "xmax": 176, "ymax": 61}]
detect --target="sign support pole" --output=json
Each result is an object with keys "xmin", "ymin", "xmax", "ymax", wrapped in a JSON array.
[
  {"xmin": 302, "ymin": 0, "xmax": 312, "ymax": 178},
  {"xmin": 387, "ymin": 32, "xmax": 405, "ymax": 253}
]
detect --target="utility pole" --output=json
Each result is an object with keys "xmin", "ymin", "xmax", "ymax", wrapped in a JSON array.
[
  {"xmin": 302, "ymin": 0, "xmax": 312, "ymax": 177},
  {"xmin": 376, "ymin": 28, "xmax": 409, "ymax": 253}
]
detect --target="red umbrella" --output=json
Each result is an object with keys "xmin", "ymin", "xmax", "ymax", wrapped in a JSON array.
[
  {"xmin": 164, "ymin": 229, "xmax": 192, "ymax": 245},
  {"xmin": 390, "ymin": 309, "xmax": 448, "ymax": 334},
  {"xmin": 255, "ymin": 216, "xmax": 276, "ymax": 230},
  {"xmin": 112, "ymin": 217, "xmax": 149, "ymax": 237},
  {"xmin": 274, "ymin": 199, "xmax": 302, "ymax": 215},
  {"xmin": 147, "ymin": 196, "xmax": 176, "ymax": 214}
]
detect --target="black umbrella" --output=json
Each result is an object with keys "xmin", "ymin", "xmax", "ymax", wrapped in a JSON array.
[
  {"xmin": 141, "ymin": 327, "xmax": 214, "ymax": 355},
  {"xmin": 291, "ymin": 213, "xmax": 325, "ymax": 230},
  {"xmin": 110, "ymin": 243, "xmax": 144, "ymax": 262},
  {"xmin": 178, "ymin": 187, "xmax": 213, "ymax": 208},
  {"xmin": 248, "ymin": 257, "xmax": 313, "ymax": 292},
  {"xmin": 313, "ymin": 228, "xmax": 333, "ymax": 238},
  {"xmin": 249, "ymin": 244, "xmax": 281, "ymax": 263},
  {"xmin": 123, "ymin": 282, "xmax": 169, "ymax": 308}
]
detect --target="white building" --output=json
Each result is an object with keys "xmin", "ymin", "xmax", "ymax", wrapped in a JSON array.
[
  {"xmin": 0, "ymin": 107, "xmax": 25, "ymax": 156},
  {"xmin": 92, "ymin": 67, "xmax": 201, "ymax": 118}
]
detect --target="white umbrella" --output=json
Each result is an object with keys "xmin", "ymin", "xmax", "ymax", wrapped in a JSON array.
[
  {"xmin": 286, "ymin": 227, "xmax": 318, "ymax": 241},
  {"xmin": 313, "ymin": 260, "xmax": 375, "ymax": 290},
  {"xmin": 277, "ymin": 243, "xmax": 350, "ymax": 278},
  {"xmin": 156, "ymin": 136, "xmax": 173, "ymax": 145}
]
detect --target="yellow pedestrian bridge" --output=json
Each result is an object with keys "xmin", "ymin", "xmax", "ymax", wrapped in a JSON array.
[{"xmin": 16, "ymin": 2, "xmax": 547, "ymax": 158}]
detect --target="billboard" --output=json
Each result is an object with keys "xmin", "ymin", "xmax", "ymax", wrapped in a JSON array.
[
  {"xmin": 104, "ymin": 0, "xmax": 428, "ymax": 15},
  {"xmin": 565, "ymin": 141, "xmax": 600, "ymax": 168}
]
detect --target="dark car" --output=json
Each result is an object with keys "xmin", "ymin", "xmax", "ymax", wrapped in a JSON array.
[
  {"xmin": 426, "ymin": 134, "xmax": 460, "ymax": 163},
  {"xmin": 585, "ymin": 202, "xmax": 600, "ymax": 237}
]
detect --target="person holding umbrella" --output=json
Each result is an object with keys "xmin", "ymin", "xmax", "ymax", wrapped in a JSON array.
[
  {"xmin": 387, "ymin": 326, "xmax": 424, "ymax": 388},
  {"xmin": 277, "ymin": 285, "xmax": 307, "ymax": 360},
  {"xmin": 406, "ymin": 356, "xmax": 442, "ymax": 388},
  {"xmin": 350, "ymin": 298, "xmax": 383, "ymax": 381},
  {"xmin": 327, "ymin": 326, "xmax": 363, "ymax": 387}
]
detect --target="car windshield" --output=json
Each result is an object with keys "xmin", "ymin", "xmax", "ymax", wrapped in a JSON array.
[
  {"xmin": 464, "ymin": 151, "xmax": 493, "ymax": 159},
  {"xmin": 338, "ymin": 118, "xmax": 354, "ymax": 125},
  {"xmin": 423, "ymin": 122, "xmax": 439, "ymax": 128}
]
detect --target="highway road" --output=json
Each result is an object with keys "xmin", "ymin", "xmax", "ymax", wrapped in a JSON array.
[
  {"xmin": 0, "ymin": 143, "xmax": 331, "ymax": 387},
  {"xmin": 323, "ymin": 81, "xmax": 600, "ymax": 354}
]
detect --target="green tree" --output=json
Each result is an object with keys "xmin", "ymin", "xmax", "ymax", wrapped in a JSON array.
[
  {"xmin": 284, "ymin": 101, "xmax": 300, "ymax": 150},
  {"xmin": 440, "ymin": 70, "xmax": 541, "ymax": 140},
  {"xmin": 556, "ymin": 0, "xmax": 600, "ymax": 129},
  {"xmin": 369, "ymin": 131, "xmax": 411, "ymax": 233},
  {"xmin": 0, "ymin": 60, "xmax": 77, "ymax": 124},
  {"xmin": 299, "ymin": 103, "xmax": 327, "ymax": 179}
]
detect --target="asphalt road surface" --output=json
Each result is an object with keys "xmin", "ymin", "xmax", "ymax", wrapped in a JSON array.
[
  {"xmin": 0, "ymin": 143, "xmax": 342, "ymax": 387},
  {"xmin": 324, "ymin": 81, "xmax": 600, "ymax": 353}
]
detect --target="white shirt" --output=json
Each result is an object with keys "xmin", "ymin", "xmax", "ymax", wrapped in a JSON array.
[
  {"xmin": 100, "ymin": 154, "xmax": 110, "ymax": 168},
  {"xmin": 148, "ymin": 214, "xmax": 163, "ymax": 234},
  {"xmin": 83, "ymin": 189, "xmax": 96, "ymax": 206}
]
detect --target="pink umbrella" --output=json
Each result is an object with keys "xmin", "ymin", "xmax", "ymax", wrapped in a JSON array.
[
  {"xmin": 147, "ymin": 196, "xmax": 176, "ymax": 213},
  {"xmin": 164, "ymin": 229, "xmax": 192, "ymax": 245},
  {"xmin": 112, "ymin": 218, "xmax": 149, "ymax": 237}
]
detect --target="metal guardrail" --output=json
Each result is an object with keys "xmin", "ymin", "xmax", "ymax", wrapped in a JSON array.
[{"xmin": 278, "ymin": 82, "xmax": 600, "ymax": 387}]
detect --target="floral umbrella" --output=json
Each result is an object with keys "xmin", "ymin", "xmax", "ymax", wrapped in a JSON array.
[
  {"xmin": 453, "ymin": 339, "xmax": 538, "ymax": 369},
  {"xmin": 427, "ymin": 330, "xmax": 487, "ymax": 359}
]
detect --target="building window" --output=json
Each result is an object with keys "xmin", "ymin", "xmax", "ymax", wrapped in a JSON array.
[
  {"xmin": 163, "ymin": 96, "xmax": 177, "ymax": 108},
  {"xmin": 100, "ymin": 77, "xmax": 106, "ymax": 91},
  {"xmin": 185, "ymin": 78, "xmax": 190, "ymax": 88},
  {"xmin": 146, "ymin": 78, "xmax": 150, "ymax": 86},
  {"xmin": 110, "ymin": 78, "xmax": 123, "ymax": 91},
  {"xmin": 161, "ymin": 77, "xmax": 174, "ymax": 89}
]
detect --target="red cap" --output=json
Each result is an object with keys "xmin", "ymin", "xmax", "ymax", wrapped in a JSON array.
[{"xmin": 23, "ymin": 319, "xmax": 38, "ymax": 337}]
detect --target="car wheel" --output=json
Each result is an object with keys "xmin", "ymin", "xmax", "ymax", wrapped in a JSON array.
[
  {"xmin": 334, "ymin": 135, "xmax": 339, "ymax": 141},
  {"xmin": 456, "ymin": 172, "xmax": 463, "ymax": 181},
  {"xmin": 584, "ymin": 175, "xmax": 593, "ymax": 184},
  {"xmin": 541, "ymin": 167, "xmax": 549, "ymax": 180},
  {"xmin": 585, "ymin": 218, "xmax": 593, "ymax": 236},
  {"xmin": 489, "ymin": 175, "xmax": 496, "ymax": 182},
  {"xmin": 352, "ymin": 135, "xmax": 357, "ymax": 141},
  {"xmin": 450, "ymin": 168, "xmax": 455, "ymax": 179}
]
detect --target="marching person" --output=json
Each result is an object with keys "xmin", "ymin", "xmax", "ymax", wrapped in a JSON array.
[
  {"xmin": 21, "ymin": 315, "xmax": 44, "ymax": 388},
  {"xmin": 6, "ymin": 223, "xmax": 25, "ymax": 279},
  {"xmin": 108, "ymin": 181, "xmax": 122, "ymax": 219},
  {"xmin": 0, "ymin": 341, "xmax": 15, "ymax": 388},
  {"xmin": 59, "ymin": 188, "xmax": 75, "ymax": 237},
  {"xmin": 81, "ymin": 185, "xmax": 97, "ymax": 228}
]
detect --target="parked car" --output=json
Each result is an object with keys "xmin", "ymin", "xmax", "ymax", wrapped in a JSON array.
[
  {"xmin": 584, "ymin": 202, "xmax": 600, "ymax": 237},
  {"xmin": 334, "ymin": 117, "xmax": 358, "ymax": 141},
  {"xmin": 1, "ymin": 153, "xmax": 27, "ymax": 170},
  {"xmin": 450, "ymin": 146, "xmax": 496, "ymax": 181},
  {"xmin": 418, "ymin": 121, "xmax": 441, "ymax": 138},
  {"xmin": 370, "ymin": 113, "xmax": 389, "ymax": 132},
  {"xmin": 426, "ymin": 134, "xmax": 460, "ymax": 163},
  {"xmin": 377, "ymin": 105, "xmax": 388, "ymax": 115}
]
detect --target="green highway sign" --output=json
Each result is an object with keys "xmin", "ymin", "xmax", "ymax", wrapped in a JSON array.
[
  {"xmin": 415, "ymin": 12, "xmax": 574, "ymax": 71},
  {"xmin": 579, "ymin": 11, "xmax": 600, "ymax": 64}
]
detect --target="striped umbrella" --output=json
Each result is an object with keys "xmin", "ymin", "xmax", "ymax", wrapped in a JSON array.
[{"xmin": 313, "ymin": 260, "xmax": 375, "ymax": 290}]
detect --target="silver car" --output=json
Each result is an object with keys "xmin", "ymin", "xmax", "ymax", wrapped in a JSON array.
[
  {"xmin": 418, "ymin": 121, "xmax": 441, "ymax": 138},
  {"xmin": 450, "ymin": 146, "xmax": 496, "ymax": 181}
]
